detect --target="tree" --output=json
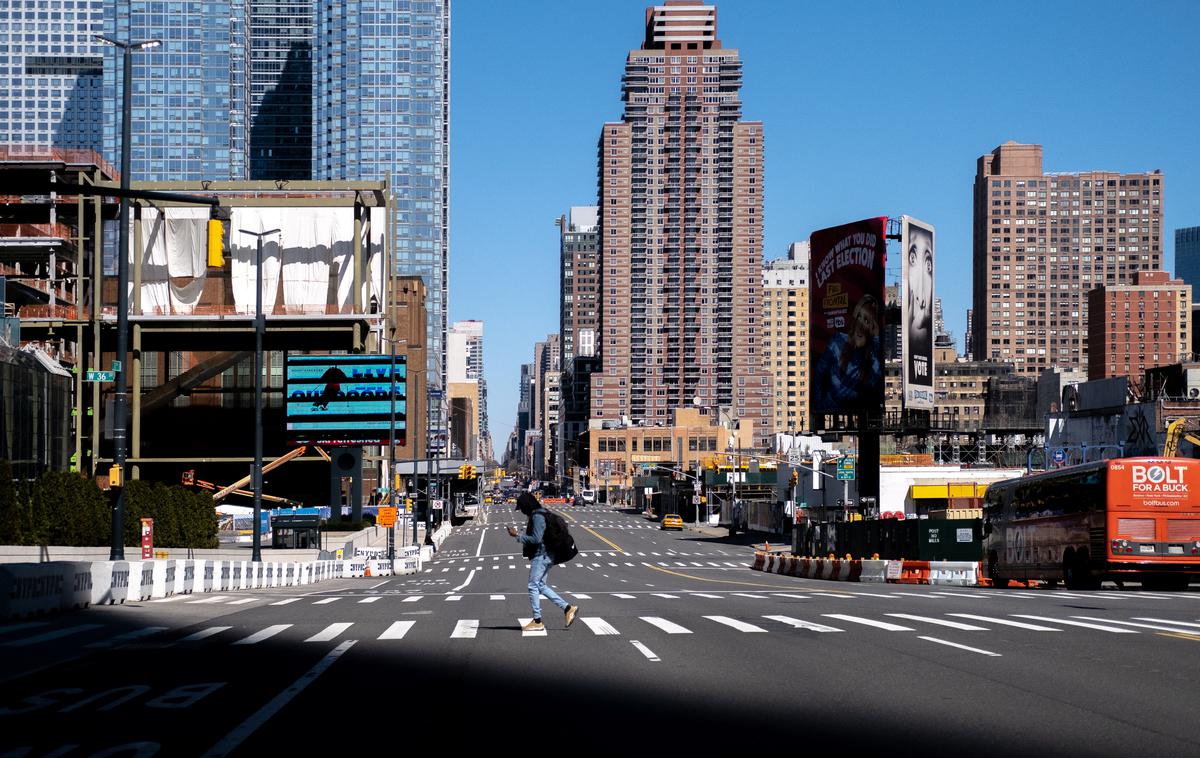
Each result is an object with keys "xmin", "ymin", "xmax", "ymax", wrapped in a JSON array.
[{"xmin": 0, "ymin": 459, "xmax": 21, "ymax": 545}]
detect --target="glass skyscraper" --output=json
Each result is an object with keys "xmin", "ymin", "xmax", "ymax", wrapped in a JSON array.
[
  {"xmin": 0, "ymin": 0, "xmax": 107, "ymax": 150},
  {"xmin": 249, "ymin": 0, "xmax": 312, "ymax": 180},
  {"xmin": 102, "ymin": 1, "xmax": 248, "ymax": 181},
  {"xmin": 313, "ymin": 0, "xmax": 451, "ymax": 450},
  {"xmin": 1176, "ymin": 227, "xmax": 1200, "ymax": 299}
]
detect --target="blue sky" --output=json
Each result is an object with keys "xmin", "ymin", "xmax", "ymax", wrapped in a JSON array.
[{"xmin": 449, "ymin": 0, "xmax": 1200, "ymax": 447}]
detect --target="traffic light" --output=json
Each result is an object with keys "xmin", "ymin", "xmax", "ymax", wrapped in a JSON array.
[
  {"xmin": 789, "ymin": 469, "xmax": 798, "ymax": 486},
  {"xmin": 458, "ymin": 464, "xmax": 476, "ymax": 479},
  {"xmin": 206, "ymin": 218, "xmax": 225, "ymax": 268}
]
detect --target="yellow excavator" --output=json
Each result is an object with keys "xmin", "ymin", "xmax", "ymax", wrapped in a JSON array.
[{"xmin": 1161, "ymin": 418, "xmax": 1200, "ymax": 457}]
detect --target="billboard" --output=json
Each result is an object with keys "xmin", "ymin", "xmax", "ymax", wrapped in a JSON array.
[
  {"xmin": 285, "ymin": 354, "xmax": 405, "ymax": 447},
  {"xmin": 901, "ymin": 216, "xmax": 935, "ymax": 410},
  {"xmin": 810, "ymin": 218, "xmax": 887, "ymax": 430}
]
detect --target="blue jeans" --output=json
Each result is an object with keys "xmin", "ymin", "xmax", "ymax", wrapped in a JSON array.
[{"xmin": 528, "ymin": 552, "xmax": 569, "ymax": 619}]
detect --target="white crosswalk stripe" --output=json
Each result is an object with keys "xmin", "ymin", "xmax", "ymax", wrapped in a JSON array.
[
  {"xmin": 640, "ymin": 617, "xmax": 691, "ymax": 634},
  {"xmin": 689, "ymin": 593, "xmax": 724, "ymax": 599},
  {"xmin": 651, "ymin": 593, "xmax": 679, "ymax": 599},
  {"xmin": 5, "ymin": 624, "xmax": 103, "ymax": 647},
  {"xmin": 270, "ymin": 598, "xmax": 302, "ymax": 606},
  {"xmin": 402, "ymin": 596, "xmax": 422, "ymax": 603},
  {"xmin": 885, "ymin": 614, "xmax": 988, "ymax": 631},
  {"xmin": 764, "ymin": 615, "xmax": 842, "ymax": 632},
  {"xmin": 1134, "ymin": 617, "xmax": 1200, "ymax": 629},
  {"xmin": 228, "ymin": 598, "xmax": 257, "ymax": 605},
  {"xmin": 947, "ymin": 614, "xmax": 1062, "ymax": 631},
  {"xmin": 581, "ymin": 617, "xmax": 620, "ymax": 635},
  {"xmin": 1070, "ymin": 617, "xmax": 1200, "ymax": 633},
  {"xmin": 188, "ymin": 595, "xmax": 230, "ymax": 604},
  {"xmin": 86, "ymin": 626, "xmax": 169, "ymax": 648},
  {"xmin": 233, "ymin": 625, "xmax": 292, "ymax": 645},
  {"xmin": 181, "ymin": 626, "xmax": 231, "ymax": 642},
  {"xmin": 312, "ymin": 597, "xmax": 340, "ymax": 605},
  {"xmin": 451, "ymin": 620, "xmax": 479, "ymax": 639},
  {"xmin": 305, "ymin": 623, "xmax": 353, "ymax": 643},
  {"xmin": 446, "ymin": 595, "xmax": 462, "ymax": 602},
  {"xmin": 732, "ymin": 593, "xmax": 768, "ymax": 599},
  {"xmin": 490, "ymin": 595, "xmax": 505, "ymax": 601},
  {"xmin": 379, "ymin": 621, "xmax": 416, "ymax": 640},
  {"xmin": 1010, "ymin": 615, "xmax": 1138, "ymax": 633},
  {"xmin": 358, "ymin": 597, "xmax": 382, "ymax": 604},
  {"xmin": 612, "ymin": 593, "xmax": 636, "ymax": 599},
  {"xmin": 822, "ymin": 614, "xmax": 913, "ymax": 632},
  {"xmin": 705, "ymin": 616, "xmax": 767, "ymax": 633},
  {"xmin": 771, "ymin": 594, "xmax": 812, "ymax": 600}
]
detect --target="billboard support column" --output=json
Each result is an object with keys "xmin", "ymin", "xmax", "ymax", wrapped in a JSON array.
[
  {"xmin": 858, "ymin": 424, "xmax": 880, "ymax": 518},
  {"xmin": 328, "ymin": 447, "xmax": 364, "ymax": 526}
]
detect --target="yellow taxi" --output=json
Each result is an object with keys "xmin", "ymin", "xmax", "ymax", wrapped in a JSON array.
[{"xmin": 660, "ymin": 514, "xmax": 684, "ymax": 531}]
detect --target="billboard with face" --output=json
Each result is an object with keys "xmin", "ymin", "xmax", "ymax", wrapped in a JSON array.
[
  {"xmin": 902, "ymin": 216, "xmax": 935, "ymax": 410},
  {"xmin": 809, "ymin": 218, "xmax": 887, "ymax": 430},
  {"xmin": 285, "ymin": 354, "xmax": 406, "ymax": 446}
]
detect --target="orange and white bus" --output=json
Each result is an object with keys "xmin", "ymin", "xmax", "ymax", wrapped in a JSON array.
[{"xmin": 983, "ymin": 457, "xmax": 1200, "ymax": 590}]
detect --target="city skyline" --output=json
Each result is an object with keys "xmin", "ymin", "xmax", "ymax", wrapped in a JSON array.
[{"xmin": 452, "ymin": 0, "xmax": 1200, "ymax": 440}]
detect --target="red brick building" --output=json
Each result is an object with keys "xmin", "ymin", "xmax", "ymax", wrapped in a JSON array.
[{"xmin": 1087, "ymin": 271, "xmax": 1191, "ymax": 382}]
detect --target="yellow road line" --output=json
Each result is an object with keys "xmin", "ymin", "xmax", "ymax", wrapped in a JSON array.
[
  {"xmin": 644, "ymin": 563, "xmax": 851, "ymax": 593},
  {"xmin": 559, "ymin": 510, "xmax": 627, "ymax": 554},
  {"xmin": 1157, "ymin": 631, "xmax": 1200, "ymax": 643}
]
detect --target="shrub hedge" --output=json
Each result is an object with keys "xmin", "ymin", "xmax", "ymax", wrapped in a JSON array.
[{"xmin": 0, "ymin": 461, "xmax": 218, "ymax": 548}]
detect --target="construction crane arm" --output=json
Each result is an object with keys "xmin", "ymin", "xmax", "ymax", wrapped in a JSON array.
[{"xmin": 1163, "ymin": 419, "xmax": 1200, "ymax": 457}]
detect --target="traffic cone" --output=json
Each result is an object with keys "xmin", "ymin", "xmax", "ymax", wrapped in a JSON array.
[{"xmin": 364, "ymin": 561, "xmax": 372, "ymax": 578}]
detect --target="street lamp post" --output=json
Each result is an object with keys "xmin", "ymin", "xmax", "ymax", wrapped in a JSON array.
[
  {"xmin": 96, "ymin": 34, "xmax": 160, "ymax": 560},
  {"xmin": 238, "ymin": 228, "xmax": 280, "ymax": 563}
]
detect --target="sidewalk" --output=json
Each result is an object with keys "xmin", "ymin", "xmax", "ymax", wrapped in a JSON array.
[{"xmin": 0, "ymin": 522, "xmax": 419, "ymax": 565}]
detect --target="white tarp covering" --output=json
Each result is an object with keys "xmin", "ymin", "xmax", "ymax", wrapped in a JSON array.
[{"xmin": 130, "ymin": 207, "xmax": 209, "ymax": 315}]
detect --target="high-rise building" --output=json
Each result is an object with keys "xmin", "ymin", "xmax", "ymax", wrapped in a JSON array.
[
  {"xmin": 448, "ymin": 320, "xmax": 490, "ymax": 460},
  {"xmin": 0, "ymin": 0, "xmax": 106, "ymax": 150},
  {"xmin": 1087, "ymin": 271, "xmax": 1191, "ymax": 382},
  {"xmin": 103, "ymin": 1, "xmax": 249, "ymax": 181},
  {"xmin": 591, "ymin": 1, "xmax": 771, "ymax": 445},
  {"xmin": 762, "ymin": 242, "xmax": 809, "ymax": 434},
  {"xmin": 559, "ymin": 206, "xmax": 600, "ymax": 363},
  {"xmin": 972, "ymin": 141, "xmax": 1163, "ymax": 376},
  {"xmin": 1177, "ymin": 227, "xmax": 1200, "ymax": 296},
  {"xmin": 313, "ymin": 0, "xmax": 451, "ymax": 421},
  {"xmin": 248, "ymin": 0, "xmax": 313, "ymax": 180}
]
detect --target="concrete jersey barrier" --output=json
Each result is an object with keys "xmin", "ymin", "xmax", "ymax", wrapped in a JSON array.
[{"xmin": 750, "ymin": 554, "xmax": 985, "ymax": 588}]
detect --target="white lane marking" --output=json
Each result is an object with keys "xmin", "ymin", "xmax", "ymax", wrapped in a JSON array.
[
  {"xmin": 640, "ymin": 617, "xmax": 692, "ymax": 634},
  {"xmin": 508, "ymin": 565, "xmax": 516, "ymax": 570},
  {"xmin": 312, "ymin": 597, "xmax": 340, "ymax": 605},
  {"xmin": 151, "ymin": 595, "xmax": 186, "ymax": 603},
  {"xmin": 651, "ymin": 593, "xmax": 679, "ymax": 599},
  {"xmin": 5, "ymin": 624, "xmax": 104, "ymax": 647},
  {"xmin": 475, "ymin": 528, "xmax": 486, "ymax": 557},
  {"xmin": 368, "ymin": 580, "xmax": 390, "ymax": 590},
  {"xmin": 613, "ymin": 594, "xmax": 636, "ymax": 599},
  {"xmin": 732, "ymin": 593, "xmax": 768, "ymax": 599},
  {"xmin": 379, "ymin": 621, "xmax": 416, "ymax": 640},
  {"xmin": 764, "ymin": 615, "xmax": 843, "ymax": 633},
  {"xmin": 581, "ymin": 617, "xmax": 620, "ymax": 635},
  {"xmin": 233, "ymin": 624, "xmax": 293, "ymax": 645},
  {"xmin": 573, "ymin": 594, "xmax": 592, "ymax": 600},
  {"xmin": 86, "ymin": 626, "xmax": 169, "ymax": 648},
  {"xmin": 1072, "ymin": 617, "xmax": 1200, "ymax": 633},
  {"xmin": 200, "ymin": 640, "xmax": 355, "ymax": 758},
  {"xmin": 402, "ymin": 596, "xmax": 422, "ymax": 603},
  {"xmin": 822, "ymin": 615, "xmax": 914, "ymax": 632},
  {"xmin": 704, "ymin": 616, "xmax": 768, "ymax": 633},
  {"xmin": 228, "ymin": 598, "xmax": 258, "ymax": 606},
  {"xmin": 772, "ymin": 594, "xmax": 812, "ymax": 600},
  {"xmin": 490, "ymin": 594, "xmax": 505, "ymax": 601},
  {"xmin": 181, "ymin": 626, "xmax": 231, "ymax": 642},
  {"xmin": 886, "ymin": 614, "xmax": 989, "ymax": 631},
  {"xmin": 358, "ymin": 597, "xmax": 382, "ymax": 604},
  {"xmin": 690, "ymin": 593, "xmax": 725, "ymax": 599},
  {"xmin": 188, "ymin": 595, "xmax": 231, "ymax": 604},
  {"xmin": 947, "ymin": 614, "xmax": 1062, "ymax": 631},
  {"xmin": 518, "ymin": 618, "xmax": 547, "ymax": 637},
  {"xmin": 305, "ymin": 623, "xmax": 353, "ymax": 643},
  {"xmin": 270, "ymin": 598, "xmax": 302, "ymax": 606},
  {"xmin": 1011, "ymin": 615, "xmax": 1138, "ymax": 633},
  {"xmin": 918, "ymin": 636, "xmax": 1002, "ymax": 657},
  {"xmin": 0, "ymin": 622, "xmax": 47, "ymax": 637},
  {"xmin": 451, "ymin": 620, "xmax": 479, "ymax": 639},
  {"xmin": 1134, "ymin": 617, "xmax": 1200, "ymax": 629},
  {"xmin": 445, "ymin": 595, "xmax": 462, "ymax": 602},
  {"xmin": 630, "ymin": 641, "xmax": 660, "ymax": 662}
]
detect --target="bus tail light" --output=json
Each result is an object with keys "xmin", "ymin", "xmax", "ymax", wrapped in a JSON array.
[{"xmin": 1112, "ymin": 538, "xmax": 1131, "ymax": 554}]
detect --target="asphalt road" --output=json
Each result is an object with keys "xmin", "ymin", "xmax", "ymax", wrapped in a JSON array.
[{"xmin": 2, "ymin": 502, "xmax": 1199, "ymax": 757}]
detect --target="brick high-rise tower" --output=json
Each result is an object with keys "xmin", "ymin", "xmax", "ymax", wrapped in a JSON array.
[
  {"xmin": 591, "ymin": 1, "xmax": 771, "ymax": 445},
  {"xmin": 972, "ymin": 141, "xmax": 1163, "ymax": 376}
]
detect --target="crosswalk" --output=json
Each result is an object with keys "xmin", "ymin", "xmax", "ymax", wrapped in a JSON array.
[{"xmin": 5, "ymin": 610, "xmax": 1199, "ymax": 651}]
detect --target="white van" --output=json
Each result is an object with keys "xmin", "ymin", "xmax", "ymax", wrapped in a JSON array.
[{"xmin": 580, "ymin": 489, "xmax": 596, "ymax": 505}]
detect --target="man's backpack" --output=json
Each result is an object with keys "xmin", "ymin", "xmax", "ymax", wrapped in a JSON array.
[{"xmin": 537, "ymin": 508, "xmax": 578, "ymax": 565}]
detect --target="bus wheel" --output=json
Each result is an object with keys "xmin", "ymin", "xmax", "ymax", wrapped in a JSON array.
[{"xmin": 1063, "ymin": 550, "xmax": 1082, "ymax": 590}]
